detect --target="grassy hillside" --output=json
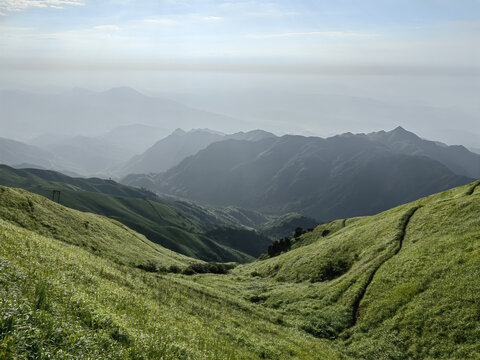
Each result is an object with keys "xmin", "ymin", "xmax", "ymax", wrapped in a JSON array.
[
  {"xmin": 0, "ymin": 165, "xmax": 272, "ymax": 263},
  {"xmin": 1, "ymin": 180, "xmax": 479, "ymax": 358},
  {"xmin": 208, "ymin": 180, "xmax": 480, "ymax": 359},
  {"xmin": 0, "ymin": 186, "xmax": 343, "ymax": 359},
  {"xmin": 0, "ymin": 186, "xmax": 193, "ymax": 269}
]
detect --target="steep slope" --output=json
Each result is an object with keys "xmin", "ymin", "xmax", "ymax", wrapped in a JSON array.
[
  {"xmin": 0, "ymin": 186, "xmax": 342, "ymax": 359},
  {"xmin": 0, "ymin": 186, "xmax": 193, "ymax": 268},
  {"xmin": 470, "ymin": 147, "xmax": 480, "ymax": 155},
  {"xmin": 125, "ymin": 134, "xmax": 472, "ymax": 220},
  {"xmin": 120, "ymin": 129, "xmax": 224, "ymax": 175},
  {"xmin": 119, "ymin": 128, "xmax": 276, "ymax": 176},
  {"xmin": 367, "ymin": 126, "xmax": 480, "ymax": 178},
  {"xmin": 0, "ymin": 165, "xmax": 270, "ymax": 263},
  {"xmin": 206, "ymin": 180, "xmax": 480, "ymax": 359}
]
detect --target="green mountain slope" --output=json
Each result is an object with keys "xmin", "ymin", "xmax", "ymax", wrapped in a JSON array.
[
  {"xmin": 210, "ymin": 180, "xmax": 480, "ymax": 359},
  {"xmin": 0, "ymin": 185, "xmax": 343, "ymax": 359},
  {"xmin": 0, "ymin": 186, "xmax": 193, "ymax": 269},
  {"xmin": 2, "ymin": 180, "xmax": 479, "ymax": 358},
  {"xmin": 0, "ymin": 165, "xmax": 271, "ymax": 263}
]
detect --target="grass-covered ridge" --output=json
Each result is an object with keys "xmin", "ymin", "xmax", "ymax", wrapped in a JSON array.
[
  {"xmin": 0, "ymin": 186, "xmax": 194, "ymax": 269},
  {"xmin": 1, "ymin": 180, "xmax": 480, "ymax": 358},
  {"xmin": 198, "ymin": 180, "xmax": 480, "ymax": 358},
  {"xmin": 0, "ymin": 185, "xmax": 344, "ymax": 359},
  {"xmin": 0, "ymin": 165, "xmax": 275, "ymax": 263}
]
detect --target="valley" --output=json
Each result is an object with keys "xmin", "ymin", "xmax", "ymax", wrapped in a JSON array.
[
  {"xmin": 1, "ymin": 179, "xmax": 479, "ymax": 359},
  {"xmin": 1, "ymin": 1, "xmax": 478, "ymax": 358}
]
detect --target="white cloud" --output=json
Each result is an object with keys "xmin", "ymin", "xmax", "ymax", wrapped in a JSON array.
[
  {"xmin": 248, "ymin": 31, "xmax": 379, "ymax": 39},
  {"xmin": 0, "ymin": 0, "xmax": 84, "ymax": 13},
  {"xmin": 94, "ymin": 25, "xmax": 120, "ymax": 31},
  {"xmin": 143, "ymin": 18, "xmax": 178, "ymax": 25},
  {"xmin": 202, "ymin": 16, "xmax": 223, "ymax": 22}
]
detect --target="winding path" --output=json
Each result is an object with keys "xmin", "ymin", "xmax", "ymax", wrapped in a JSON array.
[
  {"xmin": 350, "ymin": 180, "xmax": 480, "ymax": 327},
  {"xmin": 351, "ymin": 205, "xmax": 422, "ymax": 326}
]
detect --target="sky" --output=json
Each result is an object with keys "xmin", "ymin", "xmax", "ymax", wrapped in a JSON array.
[
  {"xmin": 1, "ymin": 0, "xmax": 479, "ymax": 70},
  {"xmin": 0, "ymin": 0, "xmax": 479, "ymax": 145}
]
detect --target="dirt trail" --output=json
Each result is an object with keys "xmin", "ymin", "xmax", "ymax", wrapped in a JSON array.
[{"xmin": 351, "ymin": 206, "xmax": 422, "ymax": 325}]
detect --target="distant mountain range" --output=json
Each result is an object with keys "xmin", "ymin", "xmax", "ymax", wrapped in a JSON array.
[
  {"xmin": 5, "ymin": 125, "xmax": 275, "ymax": 177},
  {"xmin": 118, "ymin": 128, "xmax": 275, "ymax": 175},
  {"xmin": 31, "ymin": 124, "xmax": 168, "ymax": 155},
  {"xmin": 366, "ymin": 127, "xmax": 480, "ymax": 179},
  {"xmin": 0, "ymin": 87, "xmax": 245, "ymax": 140},
  {"xmin": 123, "ymin": 127, "xmax": 477, "ymax": 221},
  {"xmin": 28, "ymin": 124, "xmax": 169, "ymax": 176},
  {"xmin": 0, "ymin": 137, "xmax": 56, "ymax": 170}
]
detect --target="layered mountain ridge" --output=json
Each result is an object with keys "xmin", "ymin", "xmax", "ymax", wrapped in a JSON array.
[{"xmin": 123, "ymin": 127, "xmax": 477, "ymax": 220}]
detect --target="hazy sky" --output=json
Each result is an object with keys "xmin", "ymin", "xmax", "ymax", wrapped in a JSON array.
[
  {"xmin": 0, "ymin": 1, "xmax": 479, "ymax": 146},
  {"xmin": 1, "ymin": 0, "xmax": 479, "ymax": 70}
]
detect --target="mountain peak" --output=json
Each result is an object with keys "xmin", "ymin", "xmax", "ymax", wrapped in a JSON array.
[
  {"xmin": 392, "ymin": 126, "xmax": 408, "ymax": 133},
  {"xmin": 172, "ymin": 128, "xmax": 187, "ymax": 136},
  {"xmin": 103, "ymin": 87, "xmax": 145, "ymax": 98},
  {"xmin": 388, "ymin": 126, "xmax": 420, "ymax": 140}
]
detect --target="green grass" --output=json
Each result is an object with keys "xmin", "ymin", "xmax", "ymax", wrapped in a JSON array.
[
  {"xmin": 0, "ymin": 187, "xmax": 344, "ymax": 359},
  {"xmin": 1, "ymin": 179, "xmax": 480, "ymax": 359},
  {"xmin": 195, "ymin": 180, "xmax": 480, "ymax": 359},
  {"xmin": 0, "ymin": 186, "xmax": 193, "ymax": 269},
  {"xmin": 0, "ymin": 165, "xmax": 262, "ymax": 262}
]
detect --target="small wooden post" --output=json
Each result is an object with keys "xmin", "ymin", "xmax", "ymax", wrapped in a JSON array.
[{"xmin": 52, "ymin": 190, "xmax": 61, "ymax": 203}]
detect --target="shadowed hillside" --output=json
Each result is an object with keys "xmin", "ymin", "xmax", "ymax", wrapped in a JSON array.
[{"xmin": 123, "ymin": 130, "xmax": 474, "ymax": 220}]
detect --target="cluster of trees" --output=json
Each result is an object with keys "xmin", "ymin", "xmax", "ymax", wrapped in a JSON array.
[
  {"xmin": 137, "ymin": 261, "xmax": 235, "ymax": 275},
  {"xmin": 136, "ymin": 262, "xmax": 182, "ymax": 273},
  {"xmin": 267, "ymin": 227, "xmax": 314, "ymax": 257},
  {"xmin": 267, "ymin": 237, "xmax": 291, "ymax": 257},
  {"xmin": 182, "ymin": 262, "xmax": 236, "ymax": 275}
]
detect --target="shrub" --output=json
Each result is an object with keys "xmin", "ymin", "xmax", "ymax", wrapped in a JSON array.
[
  {"xmin": 294, "ymin": 227, "xmax": 306, "ymax": 238},
  {"xmin": 182, "ymin": 262, "xmax": 235, "ymax": 275},
  {"xmin": 249, "ymin": 295, "xmax": 266, "ymax": 303},
  {"xmin": 182, "ymin": 268, "xmax": 196, "ymax": 275},
  {"xmin": 310, "ymin": 256, "xmax": 353, "ymax": 283},
  {"xmin": 136, "ymin": 261, "xmax": 158, "ymax": 273},
  {"xmin": 168, "ymin": 265, "xmax": 181, "ymax": 273}
]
